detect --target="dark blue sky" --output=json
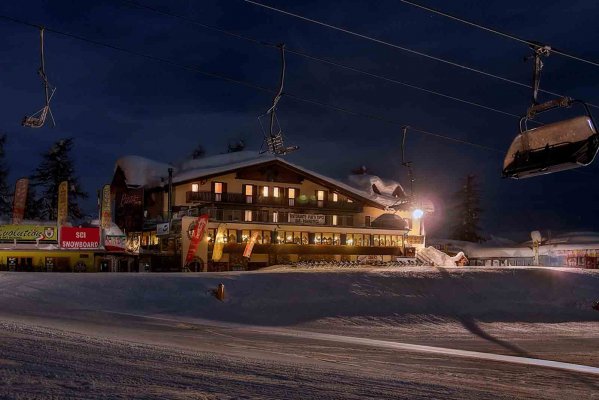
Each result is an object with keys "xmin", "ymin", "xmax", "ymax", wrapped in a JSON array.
[{"xmin": 1, "ymin": 0, "xmax": 598, "ymax": 239}]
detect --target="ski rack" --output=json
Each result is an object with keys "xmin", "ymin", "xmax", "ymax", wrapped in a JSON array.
[
  {"xmin": 258, "ymin": 44, "xmax": 299, "ymax": 156},
  {"xmin": 22, "ymin": 27, "xmax": 56, "ymax": 129}
]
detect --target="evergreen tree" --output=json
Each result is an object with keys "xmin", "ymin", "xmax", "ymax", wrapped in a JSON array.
[
  {"xmin": 449, "ymin": 174, "xmax": 484, "ymax": 242},
  {"xmin": 30, "ymin": 138, "xmax": 88, "ymax": 220},
  {"xmin": 24, "ymin": 186, "xmax": 44, "ymax": 220},
  {"xmin": 0, "ymin": 134, "xmax": 11, "ymax": 216}
]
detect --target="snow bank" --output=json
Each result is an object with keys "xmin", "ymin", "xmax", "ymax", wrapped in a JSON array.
[{"xmin": 417, "ymin": 246, "xmax": 466, "ymax": 266}]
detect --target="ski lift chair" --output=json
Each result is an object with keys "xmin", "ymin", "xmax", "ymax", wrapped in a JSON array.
[
  {"xmin": 503, "ymin": 99, "xmax": 599, "ymax": 179},
  {"xmin": 502, "ymin": 44, "xmax": 599, "ymax": 178}
]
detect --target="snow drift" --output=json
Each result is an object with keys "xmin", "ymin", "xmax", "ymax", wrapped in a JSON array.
[{"xmin": 417, "ymin": 246, "xmax": 467, "ymax": 266}]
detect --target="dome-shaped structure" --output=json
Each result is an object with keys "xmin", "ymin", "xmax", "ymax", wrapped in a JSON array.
[{"xmin": 371, "ymin": 213, "xmax": 409, "ymax": 230}]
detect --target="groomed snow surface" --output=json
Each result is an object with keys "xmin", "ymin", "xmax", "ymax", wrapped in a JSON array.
[{"xmin": 1, "ymin": 266, "xmax": 599, "ymax": 399}]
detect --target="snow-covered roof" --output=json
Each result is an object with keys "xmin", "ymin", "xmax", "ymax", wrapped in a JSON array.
[
  {"xmin": 173, "ymin": 151, "xmax": 276, "ymax": 184},
  {"xmin": 114, "ymin": 150, "xmax": 436, "ymax": 211},
  {"xmin": 115, "ymin": 155, "xmax": 174, "ymax": 188}
]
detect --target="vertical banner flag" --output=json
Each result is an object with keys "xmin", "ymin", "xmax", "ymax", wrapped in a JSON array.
[
  {"xmin": 243, "ymin": 231, "xmax": 260, "ymax": 258},
  {"xmin": 184, "ymin": 214, "xmax": 209, "ymax": 266},
  {"xmin": 211, "ymin": 224, "xmax": 228, "ymax": 262},
  {"xmin": 12, "ymin": 178, "xmax": 29, "ymax": 224},
  {"xmin": 100, "ymin": 184, "xmax": 112, "ymax": 229},
  {"xmin": 57, "ymin": 181, "xmax": 68, "ymax": 226}
]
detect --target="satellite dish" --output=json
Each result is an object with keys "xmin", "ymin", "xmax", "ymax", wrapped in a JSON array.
[{"xmin": 531, "ymin": 230, "xmax": 542, "ymax": 242}]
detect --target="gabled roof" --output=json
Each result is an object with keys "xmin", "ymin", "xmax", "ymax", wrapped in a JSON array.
[{"xmin": 114, "ymin": 151, "xmax": 413, "ymax": 210}]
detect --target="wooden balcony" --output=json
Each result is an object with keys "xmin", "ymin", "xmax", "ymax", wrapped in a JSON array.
[{"xmin": 186, "ymin": 191, "xmax": 362, "ymax": 212}]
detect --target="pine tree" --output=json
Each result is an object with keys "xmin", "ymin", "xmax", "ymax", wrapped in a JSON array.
[
  {"xmin": 449, "ymin": 174, "xmax": 484, "ymax": 243},
  {"xmin": 30, "ymin": 138, "xmax": 88, "ymax": 221},
  {"xmin": 24, "ymin": 186, "xmax": 44, "ymax": 220},
  {"xmin": 0, "ymin": 134, "xmax": 11, "ymax": 216}
]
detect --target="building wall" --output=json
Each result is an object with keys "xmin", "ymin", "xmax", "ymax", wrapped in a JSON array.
[{"xmin": 0, "ymin": 250, "xmax": 97, "ymax": 272}]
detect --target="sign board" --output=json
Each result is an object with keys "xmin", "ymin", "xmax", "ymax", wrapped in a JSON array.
[
  {"xmin": 357, "ymin": 255, "xmax": 383, "ymax": 263},
  {"xmin": 288, "ymin": 213, "xmax": 326, "ymax": 225},
  {"xmin": 60, "ymin": 227, "xmax": 101, "ymax": 249},
  {"xmin": 156, "ymin": 222, "xmax": 170, "ymax": 236},
  {"xmin": 105, "ymin": 235, "xmax": 127, "ymax": 252},
  {"xmin": 115, "ymin": 188, "xmax": 144, "ymax": 232},
  {"xmin": 0, "ymin": 225, "xmax": 57, "ymax": 242}
]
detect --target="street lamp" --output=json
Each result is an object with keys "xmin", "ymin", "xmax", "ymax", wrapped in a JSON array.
[{"xmin": 412, "ymin": 208, "xmax": 424, "ymax": 219}]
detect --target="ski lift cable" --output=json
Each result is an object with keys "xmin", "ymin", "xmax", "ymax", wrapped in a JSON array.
[
  {"xmin": 118, "ymin": 0, "xmax": 530, "ymax": 119},
  {"xmin": 242, "ymin": 0, "xmax": 599, "ymax": 110},
  {"xmin": 0, "ymin": 13, "xmax": 502, "ymax": 154},
  {"xmin": 398, "ymin": 0, "xmax": 599, "ymax": 69}
]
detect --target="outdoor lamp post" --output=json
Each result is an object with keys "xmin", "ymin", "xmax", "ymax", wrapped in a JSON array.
[{"xmin": 412, "ymin": 208, "xmax": 424, "ymax": 237}]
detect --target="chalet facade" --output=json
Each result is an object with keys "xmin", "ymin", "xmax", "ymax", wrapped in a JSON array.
[{"xmin": 112, "ymin": 151, "xmax": 432, "ymax": 271}]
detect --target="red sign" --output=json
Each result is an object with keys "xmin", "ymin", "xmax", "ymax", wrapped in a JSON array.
[
  {"xmin": 185, "ymin": 214, "xmax": 209, "ymax": 265},
  {"xmin": 60, "ymin": 227, "xmax": 101, "ymax": 249}
]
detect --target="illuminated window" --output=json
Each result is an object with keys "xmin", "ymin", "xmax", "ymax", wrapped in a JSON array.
[
  {"xmin": 245, "ymin": 185, "xmax": 253, "ymax": 204},
  {"xmin": 191, "ymin": 183, "xmax": 199, "ymax": 193},
  {"xmin": 272, "ymin": 211, "xmax": 278, "ymax": 223},
  {"xmin": 288, "ymin": 188, "xmax": 296, "ymax": 206},
  {"xmin": 244, "ymin": 210, "xmax": 252, "ymax": 222},
  {"xmin": 262, "ymin": 186, "xmax": 269, "ymax": 197},
  {"xmin": 273, "ymin": 187, "xmax": 280, "ymax": 198},
  {"xmin": 214, "ymin": 182, "xmax": 223, "ymax": 201},
  {"xmin": 332, "ymin": 193, "xmax": 338, "ymax": 202},
  {"xmin": 347, "ymin": 198, "xmax": 353, "ymax": 203},
  {"xmin": 332, "ymin": 215, "xmax": 338, "ymax": 226},
  {"xmin": 317, "ymin": 190, "xmax": 325, "ymax": 207},
  {"xmin": 346, "ymin": 234, "xmax": 354, "ymax": 246}
]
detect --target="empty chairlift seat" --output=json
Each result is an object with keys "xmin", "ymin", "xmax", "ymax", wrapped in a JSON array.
[{"xmin": 503, "ymin": 115, "xmax": 599, "ymax": 179}]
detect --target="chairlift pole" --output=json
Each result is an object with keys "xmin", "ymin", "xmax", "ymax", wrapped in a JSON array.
[{"xmin": 269, "ymin": 44, "xmax": 286, "ymax": 142}]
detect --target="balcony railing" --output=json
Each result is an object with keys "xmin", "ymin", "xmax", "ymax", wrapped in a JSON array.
[{"xmin": 186, "ymin": 191, "xmax": 362, "ymax": 211}]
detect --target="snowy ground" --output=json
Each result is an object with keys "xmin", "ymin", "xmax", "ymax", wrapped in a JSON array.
[{"xmin": 0, "ymin": 267, "xmax": 598, "ymax": 399}]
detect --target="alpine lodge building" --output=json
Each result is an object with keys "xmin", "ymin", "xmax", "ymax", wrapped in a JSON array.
[{"xmin": 112, "ymin": 151, "xmax": 433, "ymax": 272}]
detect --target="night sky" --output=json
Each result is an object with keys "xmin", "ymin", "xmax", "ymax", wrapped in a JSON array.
[{"xmin": 1, "ymin": 0, "xmax": 598, "ymax": 240}]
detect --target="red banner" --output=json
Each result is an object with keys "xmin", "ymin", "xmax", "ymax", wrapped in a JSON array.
[
  {"xmin": 184, "ymin": 214, "xmax": 209, "ymax": 265},
  {"xmin": 243, "ymin": 231, "xmax": 259, "ymax": 258},
  {"xmin": 12, "ymin": 178, "xmax": 28, "ymax": 225},
  {"xmin": 60, "ymin": 227, "xmax": 101, "ymax": 249}
]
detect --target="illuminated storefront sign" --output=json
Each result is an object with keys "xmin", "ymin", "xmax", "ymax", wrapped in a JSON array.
[
  {"xmin": 0, "ymin": 225, "xmax": 57, "ymax": 242},
  {"xmin": 105, "ymin": 235, "xmax": 127, "ymax": 252},
  {"xmin": 288, "ymin": 213, "xmax": 325, "ymax": 225},
  {"xmin": 60, "ymin": 227, "xmax": 100, "ymax": 249}
]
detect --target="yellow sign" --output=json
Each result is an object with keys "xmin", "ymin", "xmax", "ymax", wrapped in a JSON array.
[
  {"xmin": 0, "ymin": 225, "xmax": 57, "ymax": 242},
  {"xmin": 101, "ymin": 184, "xmax": 112, "ymax": 229},
  {"xmin": 212, "ymin": 224, "xmax": 227, "ymax": 262},
  {"xmin": 57, "ymin": 181, "xmax": 68, "ymax": 226}
]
